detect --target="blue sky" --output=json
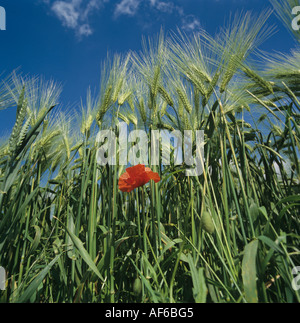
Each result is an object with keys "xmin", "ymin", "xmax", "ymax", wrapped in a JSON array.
[{"xmin": 0, "ymin": 0, "xmax": 297, "ymax": 136}]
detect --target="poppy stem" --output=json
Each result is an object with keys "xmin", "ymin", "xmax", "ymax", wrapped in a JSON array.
[
  {"xmin": 141, "ymin": 187, "xmax": 148, "ymax": 266},
  {"xmin": 154, "ymin": 171, "xmax": 162, "ymax": 253},
  {"xmin": 135, "ymin": 188, "xmax": 142, "ymax": 250},
  {"xmin": 150, "ymin": 181, "xmax": 157, "ymax": 256},
  {"xmin": 137, "ymin": 187, "xmax": 149, "ymax": 285}
]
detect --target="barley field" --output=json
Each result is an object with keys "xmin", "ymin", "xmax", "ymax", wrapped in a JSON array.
[{"xmin": 0, "ymin": 3, "xmax": 299, "ymax": 303}]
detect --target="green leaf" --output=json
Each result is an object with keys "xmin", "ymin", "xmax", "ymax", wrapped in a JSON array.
[
  {"xmin": 28, "ymin": 225, "xmax": 41, "ymax": 256},
  {"xmin": 187, "ymin": 254, "xmax": 207, "ymax": 303},
  {"xmin": 258, "ymin": 235, "xmax": 284, "ymax": 255},
  {"xmin": 65, "ymin": 226, "xmax": 105, "ymax": 282},
  {"xmin": 17, "ymin": 255, "xmax": 60, "ymax": 303},
  {"xmin": 242, "ymin": 240, "xmax": 259, "ymax": 303},
  {"xmin": 66, "ymin": 213, "xmax": 76, "ymax": 260}
]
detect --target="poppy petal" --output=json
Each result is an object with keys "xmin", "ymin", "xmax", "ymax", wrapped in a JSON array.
[
  {"xmin": 145, "ymin": 167, "xmax": 161, "ymax": 183},
  {"xmin": 118, "ymin": 164, "xmax": 161, "ymax": 192},
  {"xmin": 125, "ymin": 164, "xmax": 149, "ymax": 188},
  {"xmin": 126, "ymin": 164, "xmax": 145, "ymax": 178},
  {"xmin": 118, "ymin": 172, "xmax": 134, "ymax": 192},
  {"xmin": 134, "ymin": 171, "xmax": 151, "ymax": 188}
]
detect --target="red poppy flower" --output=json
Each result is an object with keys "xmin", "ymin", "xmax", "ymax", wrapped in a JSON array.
[{"xmin": 118, "ymin": 164, "xmax": 161, "ymax": 192}]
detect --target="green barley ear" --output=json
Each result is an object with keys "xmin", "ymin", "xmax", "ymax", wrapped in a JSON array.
[
  {"xmin": 133, "ymin": 277, "xmax": 142, "ymax": 297},
  {"xmin": 158, "ymin": 85, "xmax": 174, "ymax": 107},
  {"xmin": 176, "ymin": 87, "xmax": 192, "ymax": 114},
  {"xmin": 148, "ymin": 64, "xmax": 161, "ymax": 110},
  {"xmin": 151, "ymin": 65, "xmax": 161, "ymax": 99},
  {"xmin": 220, "ymin": 54, "xmax": 239, "ymax": 93},
  {"xmin": 128, "ymin": 113, "xmax": 138, "ymax": 126},
  {"xmin": 218, "ymin": 10, "xmax": 273, "ymax": 93},
  {"xmin": 178, "ymin": 99, "xmax": 184, "ymax": 119},
  {"xmin": 160, "ymin": 122, "xmax": 174, "ymax": 131},
  {"xmin": 16, "ymin": 85, "xmax": 26, "ymax": 119},
  {"xmin": 118, "ymin": 112, "xmax": 130, "ymax": 125},
  {"xmin": 204, "ymin": 71, "xmax": 220, "ymax": 106},
  {"xmin": 189, "ymin": 64, "xmax": 211, "ymax": 83},
  {"xmin": 160, "ymin": 100, "xmax": 168, "ymax": 117},
  {"xmin": 17, "ymin": 114, "xmax": 32, "ymax": 150},
  {"xmin": 118, "ymin": 91, "xmax": 132, "ymax": 106},
  {"xmin": 127, "ymin": 95, "xmax": 135, "ymax": 112},
  {"xmin": 9, "ymin": 96, "xmax": 27, "ymax": 156},
  {"xmin": 96, "ymin": 85, "xmax": 113, "ymax": 123},
  {"xmin": 183, "ymin": 113, "xmax": 192, "ymax": 131},
  {"xmin": 194, "ymin": 88, "xmax": 200, "ymax": 117},
  {"xmin": 186, "ymin": 72, "xmax": 208, "ymax": 99},
  {"xmin": 138, "ymin": 98, "xmax": 147, "ymax": 123},
  {"xmin": 201, "ymin": 211, "xmax": 215, "ymax": 234},
  {"xmin": 112, "ymin": 78, "xmax": 124, "ymax": 103},
  {"xmin": 242, "ymin": 66, "xmax": 274, "ymax": 94}
]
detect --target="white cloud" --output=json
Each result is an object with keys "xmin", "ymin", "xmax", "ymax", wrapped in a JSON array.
[
  {"xmin": 149, "ymin": 0, "xmax": 175, "ymax": 13},
  {"xmin": 45, "ymin": 0, "xmax": 201, "ymax": 37},
  {"xmin": 114, "ymin": 0, "xmax": 175, "ymax": 17},
  {"xmin": 181, "ymin": 14, "xmax": 201, "ymax": 32},
  {"xmin": 51, "ymin": 0, "xmax": 80, "ymax": 29},
  {"xmin": 48, "ymin": 0, "xmax": 106, "ymax": 37},
  {"xmin": 114, "ymin": 0, "xmax": 141, "ymax": 17},
  {"xmin": 114, "ymin": 0, "xmax": 201, "ymax": 32},
  {"xmin": 78, "ymin": 23, "xmax": 93, "ymax": 36}
]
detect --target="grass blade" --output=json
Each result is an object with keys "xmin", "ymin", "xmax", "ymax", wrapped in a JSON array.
[{"xmin": 242, "ymin": 240, "xmax": 259, "ymax": 303}]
